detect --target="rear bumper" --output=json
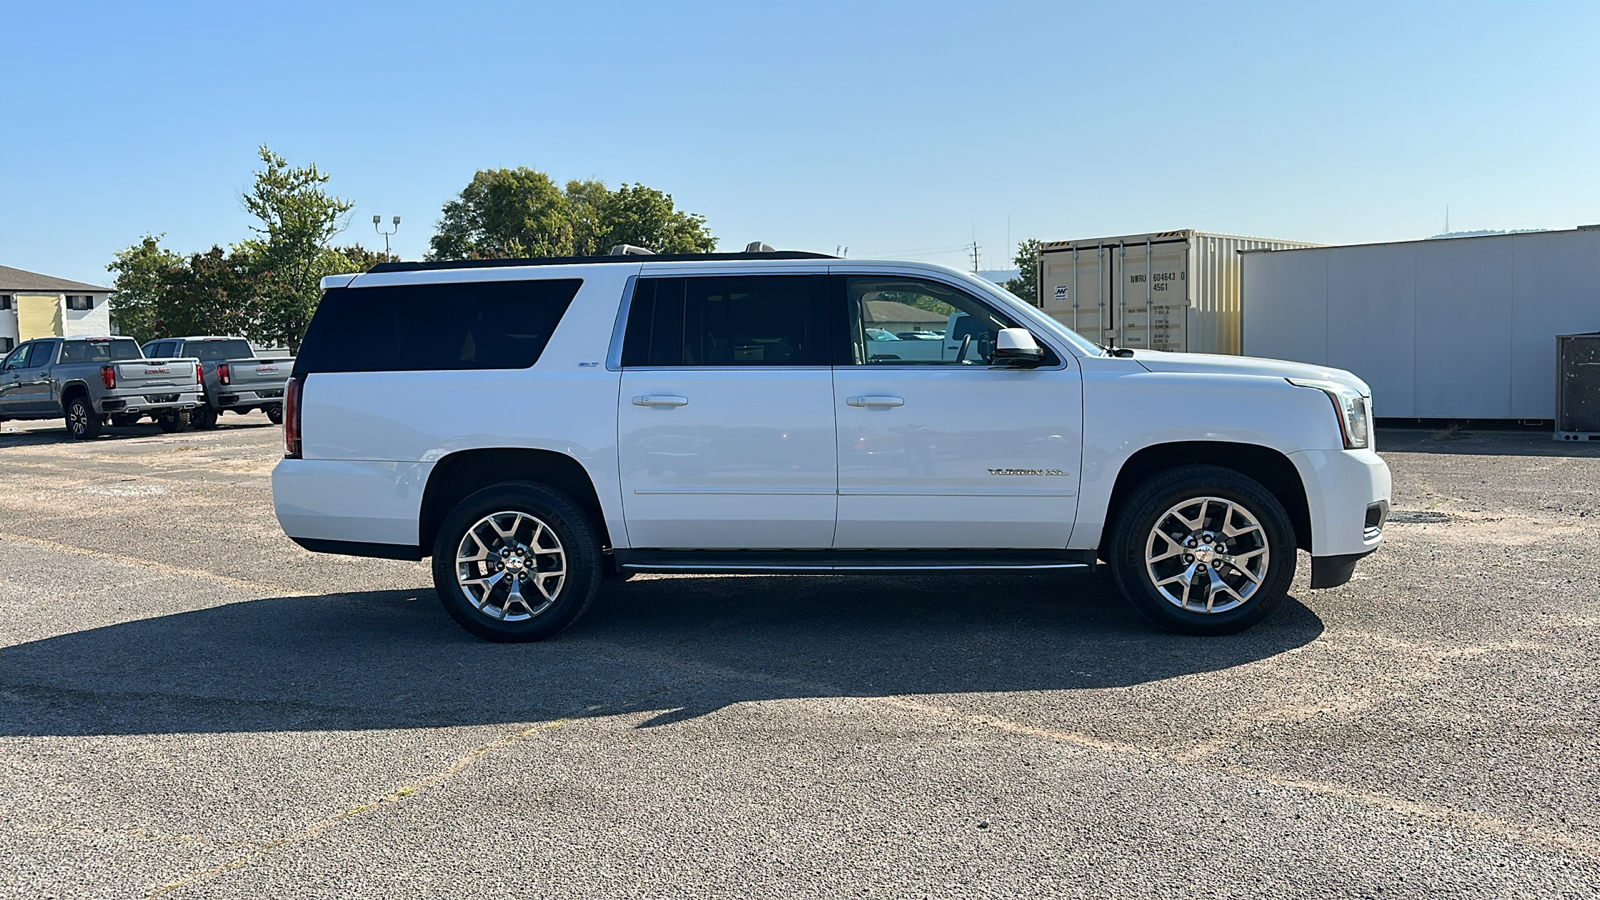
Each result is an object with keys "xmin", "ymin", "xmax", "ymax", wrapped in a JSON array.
[
  {"xmin": 214, "ymin": 388, "xmax": 285, "ymax": 410},
  {"xmin": 272, "ymin": 457, "xmax": 431, "ymax": 548},
  {"xmin": 99, "ymin": 391, "xmax": 205, "ymax": 415}
]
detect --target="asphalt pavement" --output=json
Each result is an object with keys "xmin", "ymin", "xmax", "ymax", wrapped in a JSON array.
[{"xmin": 1, "ymin": 415, "xmax": 1597, "ymax": 898}]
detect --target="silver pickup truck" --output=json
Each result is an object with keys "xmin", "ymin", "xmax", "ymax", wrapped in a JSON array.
[
  {"xmin": 141, "ymin": 336, "xmax": 294, "ymax": 428},
  {"xmin": 0, "ymin": 336, "xmax": 205, "ymax": 438}
]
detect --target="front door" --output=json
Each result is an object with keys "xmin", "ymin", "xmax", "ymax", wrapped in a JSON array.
[
  {"xmin": 0, "ymin": 342, "xmax": 33, "ymax": 413},
  {"xmin": 832, "ymin": 274, "xmax": 1083, "ymax": 549},
  {"xmin": 617, "ymin": 273, "xmax": 836, "ymax": 549},
  {"xmin": 10, "ymin": 341, "xmax": 59, "ymax": 414}
]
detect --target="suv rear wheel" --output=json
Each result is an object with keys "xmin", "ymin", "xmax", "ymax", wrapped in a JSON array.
[
  {"xmin": 1109, "ymin": 465, "xmax": 1296, "ymax": 636},
  {"xmin": 430, "ymin": 482, "xmax": 601, "ymax": 642},
  {"xmin": 190, "ymin": 405, "xmax": 219, "ymax": 430}
]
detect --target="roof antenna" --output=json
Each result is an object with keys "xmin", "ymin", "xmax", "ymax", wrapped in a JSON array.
[{"xmin": 744, "ymin": 241, "xmax": 776, "ymax": 253}]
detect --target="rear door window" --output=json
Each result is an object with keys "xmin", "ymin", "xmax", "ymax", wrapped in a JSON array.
[
  {"xmin": 621, "ymin": 275, "xmax": 829, "ymax": 367},
  {"xmin": 294, "ymin": 278, "xmax": 582, "ymax": 375}
]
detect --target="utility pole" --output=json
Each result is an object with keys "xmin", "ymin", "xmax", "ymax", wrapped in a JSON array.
[
  {"xmin": 969, "ymin": 241, "xmax": 981, "ymax": 274},
  {"xmin": 374, "ymin": 215, "xmax": 401, "ymax": 258}
]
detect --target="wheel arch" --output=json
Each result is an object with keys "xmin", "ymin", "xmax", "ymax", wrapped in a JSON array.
[
  {"xmin": 419, "ymin": 448, "xmax": 612, "ymax": 557},
  {"xmin": 1102, "ymin": 441, "xmax": 1312, "ymax": 556},
  {"xmin": 58, "ymin": 380, "xmax": 92, "ymax": 413}
]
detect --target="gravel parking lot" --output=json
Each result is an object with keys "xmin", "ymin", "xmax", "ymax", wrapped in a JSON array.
[{"xmin": 2, "ymin": 415, "xmax": 1598, "ymax": 898}]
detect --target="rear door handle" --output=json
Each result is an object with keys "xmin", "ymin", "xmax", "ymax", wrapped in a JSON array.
[
  {"xmin": 632, "ymin": 394, "xmax": 688, "ymax": 408},
  {"xmin": 846, "ymin": 395, "xmax": 905, "ymax": 408}
]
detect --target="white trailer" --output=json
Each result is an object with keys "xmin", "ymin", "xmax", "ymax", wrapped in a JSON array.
[
  {"xmin": 1036, "ymin": 230, "xmax": 1319, "ymax": 354},
  {"xmin": 1241, "ymin": 227, "xmax": 1600, "ymax": 421}
]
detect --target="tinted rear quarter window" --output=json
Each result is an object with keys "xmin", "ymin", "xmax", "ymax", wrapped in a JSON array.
[{"xmin": 294, "ymin": 279, "xmax": 582, "ymax": 375}]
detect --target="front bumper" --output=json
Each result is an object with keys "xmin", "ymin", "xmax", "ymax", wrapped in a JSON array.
[
  {"xmin": 99, "ymin": 391, "xmax": 205, "ymax": 416},
  {"xmin": 1288, "ymin": 447, "xmax": 1391, "ymax": 587}
]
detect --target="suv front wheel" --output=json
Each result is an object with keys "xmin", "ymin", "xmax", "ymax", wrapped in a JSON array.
[
  {"xmin": 1109, "ymin": 465, "xmax": 1297, "ymax": 636},
  {"xmin": 431, "ymin": 482, "xmax": 601, "ymax": 642}
]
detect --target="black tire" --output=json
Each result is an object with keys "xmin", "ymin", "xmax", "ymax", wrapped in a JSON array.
[
  {"xmin": 1108, "ymin": 465, "xmax": 1297, "ymax": 636},
  {"xmin": 155, "ymin": 411, "xmax": 190, "ymax": 433},
  {"xmin": 430, "ymin": 482, "xmax": 602, "ymax": 642},
  {"xmin": 265, "ymin": 405, "xmax": 283, "ymax": 425},
  {"xmin": 110, "ymin": 414, "xmax": 140, "ymax": 427},
  {"xmin": 190, "ymin": 405, "xmax": 219, "ymax": 430},
  {"xmin": 65, "ymin": 396, "xmax": 102, "ymax": 440}
]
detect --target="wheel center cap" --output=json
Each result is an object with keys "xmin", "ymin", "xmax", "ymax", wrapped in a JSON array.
[{"xmin": 1193, "ymin": 546, "xmax": 1217, "ymax": 564}]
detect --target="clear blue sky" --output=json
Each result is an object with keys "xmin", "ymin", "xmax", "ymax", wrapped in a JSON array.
[{"xmin": 4, "ymin": 0, "xmax": 1597, "ymax": 287}]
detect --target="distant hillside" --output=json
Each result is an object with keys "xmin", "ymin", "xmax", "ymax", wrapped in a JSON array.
[
  {"xmin": 1427, "ymin": 229, "xmax": 1548, "ymax": 240},
  {"xmin": 977, "ymin": 268, "xmax": 1020, "ymax": 284}
]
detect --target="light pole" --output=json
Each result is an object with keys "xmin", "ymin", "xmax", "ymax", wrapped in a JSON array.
[{"xmin": 373, "ymin": 215, "xmax": 400, "ymax": 258}]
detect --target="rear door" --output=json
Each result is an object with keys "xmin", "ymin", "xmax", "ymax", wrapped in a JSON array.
[
  {"xmin": 831, "ymin": 273, "xmax": 1082, "ymax": 549},
  {"xmin": 616, "ymin": 272, "xmax": 836, "ymax": 549}
]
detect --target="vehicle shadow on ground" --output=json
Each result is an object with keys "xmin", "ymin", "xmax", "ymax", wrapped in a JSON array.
[
  {"xmin": 1377, "ymin": 426, "xmax": 1600, "ymax": 458},
  {"xmin": 0, "ymin": 572, "xmax": 1323, "ymax": 737},
  {"xmin": 0, "ymin": 420, "xmax": 275, "ymax": 448}
]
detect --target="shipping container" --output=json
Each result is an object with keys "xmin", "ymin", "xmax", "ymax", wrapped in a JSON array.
[
  {"xmin": 1036, "ymin": 230, "xmax": 1319, "ymax": 354},
  {"xmin": 1240, "ymin": 227, "xmax": 1600, "ymax": 421}
]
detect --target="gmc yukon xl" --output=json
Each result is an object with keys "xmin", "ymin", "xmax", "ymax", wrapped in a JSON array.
[{"xmin": 272, "ymin": 250, "xmax": 1390, "ymax": 641}]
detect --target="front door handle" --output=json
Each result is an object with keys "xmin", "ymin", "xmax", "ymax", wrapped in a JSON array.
[
  {"xmin": 846, "ymin": 395, "xmax": 905, "ymax": 408},
  {"xmin": 632, "ymin": 394, "xmax": 689, "ymax": 408}
]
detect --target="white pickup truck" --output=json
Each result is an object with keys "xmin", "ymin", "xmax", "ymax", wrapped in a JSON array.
[{"xmin": 272, "ymin": 250, "xmax": 1390, "ymax": 642}]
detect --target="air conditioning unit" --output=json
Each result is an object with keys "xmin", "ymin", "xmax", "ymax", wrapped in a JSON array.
[{"xmin": 1556, "ymin": 333, "xmax": 1600, "ymax": 441}]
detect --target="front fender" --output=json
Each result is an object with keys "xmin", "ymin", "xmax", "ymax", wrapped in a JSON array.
[{"xmin": 1067, "ymin": 359, "xmax": 1343, "ymax": 551}]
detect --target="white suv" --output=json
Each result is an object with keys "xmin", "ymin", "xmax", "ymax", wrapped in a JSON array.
[{"xmin": 272, "ymin": 250, "xmax": 1389, "ymax": 641}]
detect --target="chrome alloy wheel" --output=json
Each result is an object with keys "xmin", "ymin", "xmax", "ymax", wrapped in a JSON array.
[
  {"xmin": 1144, "ymin": 496, "xmax": 1269, "ymax": 614},
  {"xmin": 68, "ymin": 402, "xmax": 90, "ymax": 435},
  {"xmin": 454, "ymin": 511, "xmax": 567, "ymax": 621}
]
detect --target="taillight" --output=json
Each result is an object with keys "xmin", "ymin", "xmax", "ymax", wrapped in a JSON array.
[
  {"xmin": 101, "ymin": 365, "xmax": 115, "ymax": 389},
  {"xmin": 196, "ymin": 362, "xmax": 204, "ymax": 384},
  {"xmin": 284, "ymin": 376, "xmax": 303, "ymax": 458},
  {"xmin": 218, "ymin": 363, "xmax": 231, "ymax": 385}
]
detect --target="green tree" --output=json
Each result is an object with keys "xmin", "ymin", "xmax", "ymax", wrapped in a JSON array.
[
  {"xmin": 426, "ymin": 168, "xmax": 717, "ymax": 260},
  {"xmin": 428, "ymin": 168, "xmax": 573, "ymax": 260},
  {"xmin": 332, "ymin": 243, "xmax": 397, "ymax": 273},
  {"xmin": 157, "ymin": 247, "xmax": 261, "ymax": 338},
  {"xmin": 598, "ymin": 183, "xmax": 717, "ymax": 254},
  {"xmin": 237, "ymin": 145, "xmax": 354, "ymax": 351},
  {"xmin": 107, "ymin": 235, "xmax": 184, "ymax": 344},
  {"xmin": 1003, "ymin": 238, "xmax": 1042, "ymax": 306}
]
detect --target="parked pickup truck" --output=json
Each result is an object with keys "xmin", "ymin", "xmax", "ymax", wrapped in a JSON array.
[
  {"xmin": 0, "ymin": 336, "xmax": 204, "ymax": 438},
  {"xmin": 272, "ymin": 249, "xmax": 1390, "ymax": 642},
  {"xmin": 141, "ymin": 336, "xmax": 293, "ymax": 428}
]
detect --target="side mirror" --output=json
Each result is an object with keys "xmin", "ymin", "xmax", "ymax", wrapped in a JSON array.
[{"xmin": 992, "ymin": 328, "xmax": 1045, "ymax": 368}]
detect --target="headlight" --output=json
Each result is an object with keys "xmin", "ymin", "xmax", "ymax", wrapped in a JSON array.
[{"xmin": 1288, "ymin": 379, "xmax": 1370, "ymax": 449}]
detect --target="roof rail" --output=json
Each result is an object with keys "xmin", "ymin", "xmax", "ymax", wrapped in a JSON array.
[
  {"xmin": 610, "ymin": 244, "xmax": 656, "ymax": 256},
  {"xmin": 367, "ymin": 250, "xmax": 837, "ymax": 274}
]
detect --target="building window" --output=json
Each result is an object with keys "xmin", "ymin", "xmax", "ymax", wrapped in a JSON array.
[
  {"xmin": 66, "ymin": 295, "xmax": 96, "ymax": 311},
  {"xmin": 0, "ymin": 338, "xmax": 12, "ymax": 353},
  {"xmin": 0, "ymin": 295, "xmax": 12, "ymax": 310}
]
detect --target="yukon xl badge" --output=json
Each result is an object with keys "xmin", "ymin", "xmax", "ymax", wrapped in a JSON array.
[{"xmin": 989, "ymin": 468, "xmax": 1068, "ymax": 476}]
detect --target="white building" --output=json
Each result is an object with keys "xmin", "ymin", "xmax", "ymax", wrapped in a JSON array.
[
  {"xmin": 1240, "ymin": 226, "xmax": 1600, "ymax": 420},
  {"xmin": 0, "ymin": 265, "xmax": 114, "ymax": 354}
]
